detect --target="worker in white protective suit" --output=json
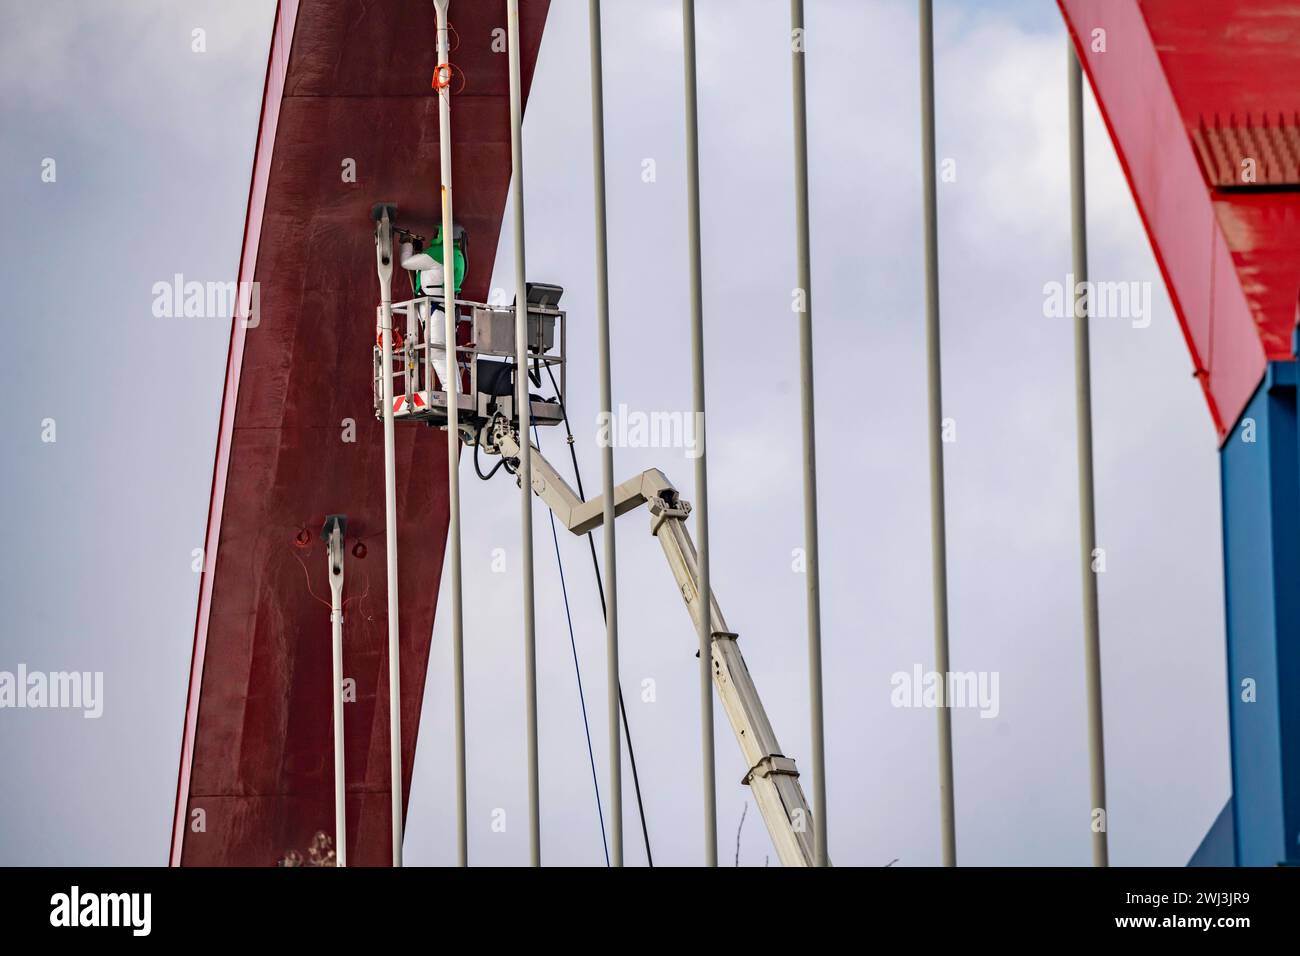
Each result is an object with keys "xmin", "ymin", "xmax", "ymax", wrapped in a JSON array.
[{"xmin": 400, "ymin": 223, "xmax": 466, "ymax": 391}]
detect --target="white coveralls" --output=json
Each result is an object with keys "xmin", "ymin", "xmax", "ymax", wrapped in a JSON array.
[{"xmin": 401, "ymin": 247, "xmax": 452, "ymax": 391}]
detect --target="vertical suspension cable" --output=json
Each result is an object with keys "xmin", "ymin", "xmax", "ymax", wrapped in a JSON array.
[
  {"xmin": 681, "ymin": 0, "xmax": 717, "ymax": 868},
  {"xmin": 544, "ymin": 362, "xmax": 654, "ymax": 864},
  {"xmin": 375, "ymin": 209, "xmax": 404, "ymax": 868},
  {"xmin": 587, "ymin": 0, "xmax": 624, "ymax": 867},
  {"xmin": 507, "ymin": 0, "xmax": 541, "ymax": 868},
  {"xmin": 326, "ymin": 518, "xmax": 348, "ymax": 867},
  {"xmin": 918, "ymin": 0, "xmax": 956, "ymax": 868},
  {"xmin": 432, "ymin": 0, "xmax": 468, "ymax": 868},
  {"xmin": 788, "ymin": 0, "xmax": 828, "ymax": 867},
  {"xmin": 536, "ymin": 426, "xmax": 611, "ymax": 866},
  {"xmin": 330, "ymin": 601, "xmax": 347, "ymax": 867},
  {"xmin": 1068, "ymin": 42, "xmax": 1109, "ymax": 868}
]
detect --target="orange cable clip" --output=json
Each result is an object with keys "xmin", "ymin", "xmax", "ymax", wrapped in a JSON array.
[{"xmin": 431, "ymin": 62, "xmax": 455, "ymax": 90}]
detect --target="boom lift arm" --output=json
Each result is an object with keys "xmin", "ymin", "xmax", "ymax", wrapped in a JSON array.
[
  {"xmin": 367, "ymin": 209, "xmax": 815, "ymax": 865},
  {"xmin": 483, "ymin": 414, "xmax": 820, "ymax": 867}
]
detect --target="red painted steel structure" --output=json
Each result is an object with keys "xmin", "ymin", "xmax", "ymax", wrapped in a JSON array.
[
  {"xmin": 1059, "ymin": 0, "xmax": 1300, "ymax": 443},
  {"xmin": 1062, "ymin": 1, "xmax": 1300, "ymax": 865},
  {"xmin": 171, "ymin": 0, "xmax": 550, "ymax": 866}
]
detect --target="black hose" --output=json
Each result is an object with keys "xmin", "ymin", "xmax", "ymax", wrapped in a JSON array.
[
  {"xmin": 473, "ymin": 428, "xmax": 506, "ymax": 481},
  {"xmin": 543, "ymin": 361, "xmax": 654, "ymax": 867}
]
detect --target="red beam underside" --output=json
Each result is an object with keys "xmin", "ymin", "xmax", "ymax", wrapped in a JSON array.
[{"xmin": 1060, "ymin": 0, "xmax": 1300, "ymax": 442}]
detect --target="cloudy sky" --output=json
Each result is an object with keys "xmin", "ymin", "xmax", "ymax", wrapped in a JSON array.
[{"xmin": 0, "ymin": 0, "xmax": 1228, "ymax": 866}]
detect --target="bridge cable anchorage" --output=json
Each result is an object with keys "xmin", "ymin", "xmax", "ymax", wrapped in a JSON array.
[
  {"xmin": 918, "ymin": 0, "xmax": 957, "ymax": 868},
  {"xmin": 506, "ymin": 0, "xmax": 542, "ymax": 868},
  {"xmin": 1069, "ymin": 41, "xmax": 1109, "ymax": 868},
  {"xmin": 432, "ymin": 0, "xmax": 469, "ymax": 868},
  {"xmin": 545, "ymin": 362, "xmax": 654, "ymax": 866},
  {"xmin": 535, "ymin": 426, "xmax": 611, "ymax": 866},
  {"xmin": 788, "ymin": 0, "xmax": 828, "ymax": 868}
]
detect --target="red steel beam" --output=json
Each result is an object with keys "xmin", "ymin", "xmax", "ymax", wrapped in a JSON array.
[
  {"xmin": 171, "ymin": 0, "xmax": 550, "ymax": 866},
  {"xmin": 1059, "ymin": 0, "xmax": 1300, "ymax": 442}
]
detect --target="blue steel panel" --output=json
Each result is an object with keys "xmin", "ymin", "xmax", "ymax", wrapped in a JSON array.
[
  {"xmin": 1188, "ymin": 798, "xmax": 1235, "ymax": 866},
  {"xmin": 1219, "ymin": 361, "xmax": 1300, "ymax": 866}
]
